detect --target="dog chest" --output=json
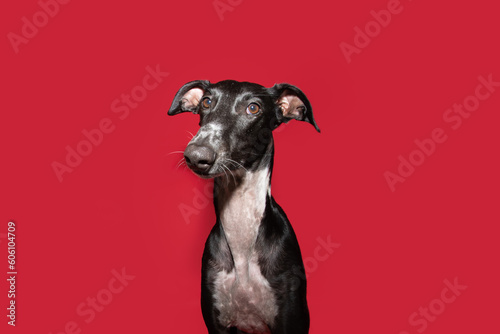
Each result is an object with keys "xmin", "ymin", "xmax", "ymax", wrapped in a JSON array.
[{"xmin": 212, "ymin": 254, "xmax": 278, "ymax": 333}]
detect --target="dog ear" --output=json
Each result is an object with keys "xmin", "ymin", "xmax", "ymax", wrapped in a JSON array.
[
  {"xmin": 168, "ymin": 80, "xmax": 210, "ymax": 115},
  {"xmin": 272, "ymin": 83, "xmax": 320, "ymax": 132}
]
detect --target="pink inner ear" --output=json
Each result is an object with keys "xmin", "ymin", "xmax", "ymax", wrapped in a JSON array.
[
  {"xmin": 181, "ymin": 88, "xmax": 204, "ymax": 109},
  {"xmin": 278, "ymin": 90, "xmax": 305, "ymax": 119}
]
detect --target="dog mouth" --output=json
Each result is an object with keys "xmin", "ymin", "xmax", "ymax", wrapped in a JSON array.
[
  {"xmin": 186, "ymin": 159, "xmax": 246, "ymax": 179},
  {"xmin": 190, "ymin": 169, "xmax": 221, "ymax": 179}
]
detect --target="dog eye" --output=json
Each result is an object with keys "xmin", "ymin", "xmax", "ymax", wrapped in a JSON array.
[
  {"xmin": 246, "ymin": 103, "xmax": 260, "ymax": 115},
  {"xmin": 202, "ymin": 97, "xmax": 212, "ymax": 108}
]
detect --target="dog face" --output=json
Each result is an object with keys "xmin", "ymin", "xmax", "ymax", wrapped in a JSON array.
[{"xmin": 168, "ymin": 80, "xmax": 319, "ymax": 178}]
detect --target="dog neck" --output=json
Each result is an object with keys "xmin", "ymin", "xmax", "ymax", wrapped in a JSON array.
[{"xmin": 213, "ymin": 143, "xmax": 273, "ymax": 276}]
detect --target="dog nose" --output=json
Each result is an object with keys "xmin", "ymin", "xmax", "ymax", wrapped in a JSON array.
[{"xmin": 184, "ymin": 144, "xmax": 216, "ymax": 173}]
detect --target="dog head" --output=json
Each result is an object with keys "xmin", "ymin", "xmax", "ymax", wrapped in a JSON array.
[{"xmin": 168, "ymin": 80, "xmax": 319, "ymax": 178}]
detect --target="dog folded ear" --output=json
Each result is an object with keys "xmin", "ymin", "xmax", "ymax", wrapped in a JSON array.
[
  {"xmin": 168, "ymin": 80, "xmax": 210, "ymax": 115},
  {"xmin": 272, "ymin": 83, "xmax": 320, "ymax": 132}
]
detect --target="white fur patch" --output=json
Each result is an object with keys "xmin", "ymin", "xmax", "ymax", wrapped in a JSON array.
[
  {"xmin": 191, "ymin": 123, "xmax": 223, "ymax": 143},
  {"xmin": 212, "ymin": 168, "xmax": 278, "ymax": 333}
]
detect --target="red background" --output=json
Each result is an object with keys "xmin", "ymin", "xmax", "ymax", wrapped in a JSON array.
[{"xmin": 1, "ymin": 0, "xmax": 499, "ymax": 333}]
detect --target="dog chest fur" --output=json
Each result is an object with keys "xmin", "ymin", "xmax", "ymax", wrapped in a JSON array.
[{"xmin": 212, "ymin": 168, "xmax": 278, "ymax": 333}]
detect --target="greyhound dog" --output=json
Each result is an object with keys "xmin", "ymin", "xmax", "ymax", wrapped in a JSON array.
[{"xmin": 168, "ymin": 80, "xmax": 320, "ymax": 334}]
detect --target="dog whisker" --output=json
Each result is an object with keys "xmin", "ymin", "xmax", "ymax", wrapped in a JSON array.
[
  {"xmin": 222, "ymin": 163, "xmax": 236, "ymax": 185},
  {"xmin": 226, "ymin": 159, "xmax": 248, "ymax": 172},
  {"xmin": 218, "ymin": 164, "xmax": 229, "ymax": 187},
  {"xmin": 176, "ymin": 158, "xmax": 186, "ymax": 169},
  {"xmin": 167, "ymin": 150, "xmax": 185, "ymax": 156}
]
